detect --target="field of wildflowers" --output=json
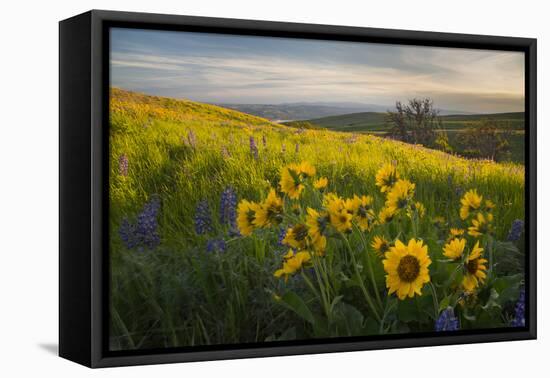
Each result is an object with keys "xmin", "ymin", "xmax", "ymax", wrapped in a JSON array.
[{"xmin": 109, "ymin": 88, "xmax": 526, "ymax": 351}]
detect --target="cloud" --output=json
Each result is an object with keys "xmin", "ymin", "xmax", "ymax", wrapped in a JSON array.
[{"xmin": 110, "ymin": 29, "xmax": 525, "ymax": 113}]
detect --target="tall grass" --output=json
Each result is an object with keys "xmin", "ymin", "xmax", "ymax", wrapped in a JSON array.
[{"xmin": 109, "ymin": 88, "xmax": 525, "ymax": 350}]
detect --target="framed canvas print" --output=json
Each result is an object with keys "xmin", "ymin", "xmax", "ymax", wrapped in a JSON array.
[{"xmin": 59, "ymin": 10, "xmax": 536, "ymax": 368}]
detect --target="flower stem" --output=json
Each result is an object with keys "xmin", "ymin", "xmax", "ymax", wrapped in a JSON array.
[
  {"xmin": 342, "ymin": 234, "xmax": 381, "ymax": 322},
  {"xmin": 428, "ymin": 282, "xmax": 439, "ymax": 319},
  {"xmin": 353, "ymin": 224, "xmax": 383, "ymax": 311}
]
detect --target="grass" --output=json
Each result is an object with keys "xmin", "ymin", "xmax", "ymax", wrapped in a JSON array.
[
  {"xmin": 301, "ymin": 111, "xmax": 525, "ymax": 132},
  {"xmin": 109, "ymin": 88, "xmax": 525, "ymax": 351},
  {"xmin": 288, "ymin": 111, "xmax": 525, "ymax": 163}
]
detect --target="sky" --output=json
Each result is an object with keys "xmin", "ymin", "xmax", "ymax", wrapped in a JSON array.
[{"xmin": 110, "ymin": 28, "xmax": 525, "ymax": 113}]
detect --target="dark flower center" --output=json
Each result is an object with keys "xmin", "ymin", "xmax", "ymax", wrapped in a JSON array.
[
  {"xmin": 397, "ymin": 198, "xmax": 409, "ymax": 209},
  {"xmin": 294, "ymin": 224, "xmax": 308, "ymax": 241},
  {"xmin": 465, "ymin": 259, "xmax": 479, "ymax": 275},
  {"xmin": 267, "ymin": 205, "xmax": 283, "ymax": 223},
  {"xmin": 317, "ymin": 216, "xmax": 328, "ymax": 234},
  {"xmin": 246, "ymin": 209, "xmax": 256, "ymax": 224},
  {"xmin": 397, "ymin": 255, "xmax": 421, "ymax": 282}
]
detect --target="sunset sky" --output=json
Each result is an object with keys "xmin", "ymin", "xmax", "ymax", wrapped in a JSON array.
[{"xmin": 110, "ymin": 28, "xmax": 525, "ymax": 113}]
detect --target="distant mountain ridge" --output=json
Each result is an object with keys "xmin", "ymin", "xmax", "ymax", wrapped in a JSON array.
[{"xmin": 214, "ymin": 102, "xmax": 475, "ymax": 121}]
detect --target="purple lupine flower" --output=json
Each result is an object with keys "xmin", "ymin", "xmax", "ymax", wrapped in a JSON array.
[
  {"xmin": 435, "ymin": 308, "xmax": 459, "ymax": 331},
  {"xmin": 187, "ymin": 130, "xmax": 197, "ymax": 148},
  {"xmin": 507, "ymin": 219, "xmax": 524, "ymax": 242},
  {"xmin": 511, "ymin": 289, "xmax": 526, "ymax": 327},
  {"xmin": 220, "ymin": 187, "xmax": 238, "ymax": 236},
  {"xmin": 295, "ymin": 143, "xmax": 299, "ymax": 154},
  {"xmin": 262, "ymin": 134, "xmax": 267, "ymax": 148},
  {"xmin": 206, "ymin": 238, "xmax": 226, "ymax": 253},
  {"xmin": 249, "ymin": 136, "xmax": 259, "ymax": 160},
  {"xmin": 118, "ymin": 154, "xmax": 128, "ymax": 176},
  {"xmin": 194, "ymin": 200, "xmax": 213, "ymax": 235},
  {"xmin": 118, "ymin": 219, "xmax": 136, "ymax": 249},
  {"xmin": 277, "ymin": 227, "xmax": 288, "ymax": 247},
  {"xmin": 119, "ymin": 196, "xmax": 161, "ymax": 250}
]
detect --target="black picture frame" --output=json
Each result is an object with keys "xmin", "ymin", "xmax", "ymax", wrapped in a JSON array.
[{"xmin": 59, "ymin": 9, "xmax": 537, "ymax": 368}]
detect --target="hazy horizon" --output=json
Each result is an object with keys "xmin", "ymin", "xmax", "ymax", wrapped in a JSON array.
[{"xmin": 110, "ymin": 28, "xmax": 525, "ymax": 114}]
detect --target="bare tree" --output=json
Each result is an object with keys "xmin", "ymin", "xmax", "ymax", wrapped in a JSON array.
[{"xmin": 386, "ymin": 98, "xmax": 442, "ymax": 147}]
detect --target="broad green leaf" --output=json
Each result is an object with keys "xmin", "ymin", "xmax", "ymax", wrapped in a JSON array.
[{"xmin": 280, "ymin": 291, "xmax": 315, "ymax": 325}]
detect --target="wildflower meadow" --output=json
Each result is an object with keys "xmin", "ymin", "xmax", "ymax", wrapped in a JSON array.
[{"xmin": 109, "ymin": 88, "xmax": 526, "ymax": 351}]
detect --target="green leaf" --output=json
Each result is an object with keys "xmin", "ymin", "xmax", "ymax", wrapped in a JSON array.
[
  {"xmin": 481, "ymin": 288, "xmax": 501, "ymax": 311},
  {"xmin": 333, "ymin": 302, "xmax": 365, "ymax": 335},
  {"xmin": 280, "ymin": 291, "xmax": 315, "ymax": 325},
  {"xmin": 397, "ymin": 298, "xmax": 419, "ymax": 322},
  {"xmin": 439, "ymin": 295, "xmax": 451, "ymax": 313}
]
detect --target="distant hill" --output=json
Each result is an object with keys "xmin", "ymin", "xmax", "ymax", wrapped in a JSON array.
[
  {"xmin": 214, "ymin": 102, "xmax": 476, "ymax": 121},
  {"xmin": 301, "ymin": 111, "xmax": 525, "ymax": 133},
  {"xmin": 213, "ymin": 103, "xmax": 373, "ymax": 122}
]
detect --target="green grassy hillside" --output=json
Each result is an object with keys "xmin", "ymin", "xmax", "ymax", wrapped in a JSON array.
[
  {"xmin": 300, "ymin": 111, "xmax": 525, "ymax": 132},
  {"xmin": 109, "ymin": 88, "xmax": 525, "ymax": 351}
]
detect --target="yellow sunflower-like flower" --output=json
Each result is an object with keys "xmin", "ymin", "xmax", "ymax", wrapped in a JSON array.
[
  {"xmin": 378, "ymin": 206, "xmax": 396, "ymax": 224},
  {"xmin": 484, "ymin": 199, "xmax": 495, "ymax": 211},
  {"xmin": 383, "ymin": 239, "xmax": 431, "ymax": 300},
  {"xmin": 411, "ymin": 201, "xmax": 425, "ymax": 218},
  {"xmin": 298, "ymin": 161, "xmax": 316, "ymax": 178},
  {"xmin": 375, "ymin": 163, "xmax": 400, "ymax": 193},
  {"xmin": 468, "ymin": 212, "xmax": 491, "ymax": 237},
  {"xmin": 443, "ymin": 238, "xmax": 466, "ymax": 260},
  {"xmin": 279, "ymin": 161, "xmax": 317, "ymax": 199},
  {"xmin": 323, "ymin": 192, "xmax": 344, "ymax": 211},
  {"xmin": 460, "ymin": 189, "xmax": 482, "ymax": 220},
  {"xmin": 449, "ymin": 228, "xmax": 465, "ymax": 238},
  {"xmin": 254, "ymin": 189, "xmax": 283, "ymax": 228},
  {"xmin": 352, "ymin": 195, "xmax": 376, "ymax": 231},
  {"xmin": 371, "ymin": 235, "xmax": 391, "ymax": 258},
  {"xmin": 306, "ymin": 207, "xmax": 328, "ymax": 240},
  {"xmin": 279, "ymin": 164, "xmax": 304, "ymax": 200},
  {"xmin": 385, "ymin": 179, "xmax": 415, "ymax": 214},
  {"xmin": 329, "ymin": 208, "xmax": 353, "ymax": 233},
  {"xmin": 274, "ymin": 250, "xmax": 312, "ymax": 281},
  {"xmin": 313, "ymin": 177, "xmax": 328, "ymax": 189},
  {"xmin": 282, "ymin": 224, "xmax": 309, "ymax": 250},
  {"xmin": 237, "ymin": 200, "xmax": 261, "ymax": 236},
  {"xmin": 311, "ymin": 234, "xmax": 327, "ymax": 255},
  {"xmin": 462, "ymin": 241, "xmax": 488, "ymax": 292}
]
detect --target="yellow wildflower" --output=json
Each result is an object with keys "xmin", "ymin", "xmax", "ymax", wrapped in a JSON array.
[
  {"xmin": 385, "ymin": 179, "xmax": 415, "ymax": 214},
  {"xmin": 375, "ymin": 163, "xmax": 400, "ymax": 193},
  {"xmin": 449, "ymin": 228, "xmax": 464, "ymax": 238},
  {"xmin": 282, "ymin": 224, "xmax": 309, "ymax": 250},
  {"xmin": 237, "ymin": 200, "xmax": 261, "ymax": 236},
  {"xmin": 460, "ymin": 189, "xmax": 482, "ymax": 220},
  {"xmin": 443, "ymin": 238, "xmax": 466, "ymax": 260},
  {"xmin": 274, "ymin": 250, "xmax": 312, "ymax": 281},
  {"xmin": 353, "ymin": 195, "xmax": 376, "ymax": 231},
  {"xmin": 254, "ymin": 189, "xmax": 283, "ymax": 228},
  {"xmin": 371, "ymin": 235, "xmax": 391, "ymax": 257},
  {"xmin": 383, "ymin": 239, "xmax": 431, "ymax": 300},
  {"xmin": 378, "ymin": 206, "xmax": 396, "ymax": 224},
  {"xmin": 279, "ymin": 164, "xmax": 304, "ymax": 200},
  {"xmin": 462, "ymin": 241, "xmax": 488, "ymax": 292},
  {"xmin": 468, "ymin": 212, "xmax": 491, "ymax": 237},
  {"xmin": 313, "ymin": 177, "xmax": 328, "ymax": 189}
]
